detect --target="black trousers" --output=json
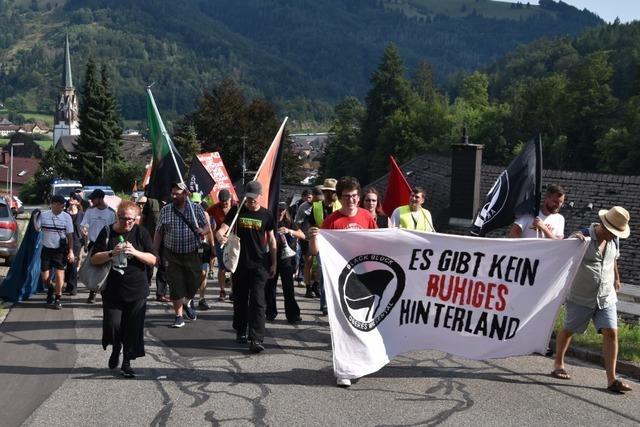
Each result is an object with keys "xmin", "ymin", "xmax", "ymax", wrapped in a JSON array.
[
  {"xmin": 232, "ymin": 265, "xmax": 268, "ymax": 343},
  {"xmin": 102, "ymin": 297, "xmax": 147, "ymax": 360},
  {"xmin": 64, "ymin": 243, "xmax": 82, "ymax": 292},
  {"xmin": 155, "ymin": 246, "xmax": 168, "ymax": 297},
  {"xmin": 265, "ymin": 257, "xmax": 300, "ymax": 321}
]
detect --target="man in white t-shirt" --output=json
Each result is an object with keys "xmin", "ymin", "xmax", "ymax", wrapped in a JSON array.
[
  {"xmin": 36, "ymin": 195, "xmax": 75, "ymax": 309},
  {"xmin": 509, "ymin": 184, "xmax": 566, "ymax": 239},
  {"xmin": 80, "ymin": 188, "xmax": 117, "ymax": 303}
]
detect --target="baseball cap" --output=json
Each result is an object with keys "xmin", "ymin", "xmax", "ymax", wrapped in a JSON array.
[
  {"xmin": 245, "ymin": 181, "xmax": 262, "ymax": 199},
  {"xmin": 218, "ymin": 189, "xmax": 231, "ymax": 202},
  {"xmin": 51, "ymin": 195, "xmax": 66, "ymax": 204},
  {"xmin": 88, "ymin": 189, "xmax": 105, "ymax": 199}
]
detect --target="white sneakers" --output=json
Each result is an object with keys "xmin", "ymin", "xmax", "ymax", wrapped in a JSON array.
[{"xmin": 336, "ymin": 377, "xmax": 351, "ymax": 387}]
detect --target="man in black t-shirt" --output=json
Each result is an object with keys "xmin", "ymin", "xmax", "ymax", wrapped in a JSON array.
[{"xmin": 216, "ymin": 181, "xmax": 277, "ymax": 353}]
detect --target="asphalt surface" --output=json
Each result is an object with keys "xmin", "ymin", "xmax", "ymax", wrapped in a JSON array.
[{"xmin": 0, "ymin": 278, "xmax": 638, "ymax": 427}]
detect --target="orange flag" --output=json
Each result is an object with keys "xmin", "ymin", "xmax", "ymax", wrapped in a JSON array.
[{"xmin": 254, "ymin": 117, "xmax": 288, "ymax": 218}]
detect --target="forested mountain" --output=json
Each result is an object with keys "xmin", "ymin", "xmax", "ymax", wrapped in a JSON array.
[{"xmin": 0, "ymin": 0, "xmax": 602, "ymax": 123}]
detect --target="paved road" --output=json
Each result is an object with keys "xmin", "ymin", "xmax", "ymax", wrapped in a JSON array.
[{"xmin": 0, "ymin": 281, "xmax": 638, "ymax": 427}]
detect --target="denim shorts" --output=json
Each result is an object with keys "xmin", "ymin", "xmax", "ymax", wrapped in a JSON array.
[{"xmin": 564, "ymin": 300, "xmax": 617, "ymax": 334}]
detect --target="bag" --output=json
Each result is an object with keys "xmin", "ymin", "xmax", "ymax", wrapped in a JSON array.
[
  {"xmin": 223, "ymin": 233, "xmax": 241, "ymax": 273},
  {"xmin": 78, "ymin": 226, "xmax": 111, "ymax": 291}
]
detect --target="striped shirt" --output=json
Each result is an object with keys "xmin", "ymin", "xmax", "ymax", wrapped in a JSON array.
[
  {"xmin": 156, "ymin": 201, "xmax": 207, "ymax": 253},
  {"xmin": 39, "ymin": 210, "xmax": 74, "ymax": 249}
]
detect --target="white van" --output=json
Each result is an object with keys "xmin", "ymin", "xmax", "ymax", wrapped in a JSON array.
[{"xmin": 48, "ymin": 179, "xmax": 83, "ymax": 203}]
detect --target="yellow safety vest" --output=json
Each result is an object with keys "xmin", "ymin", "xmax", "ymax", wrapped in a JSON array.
[
  {"xmin": 312, "ymin": 200, "xmax": 341, "ymax": 227},
  {"xmin": 398, "ymin": 205, "xmax": 434, "ymax": 232}
]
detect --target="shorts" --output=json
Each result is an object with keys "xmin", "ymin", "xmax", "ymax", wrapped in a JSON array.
[
  {"xmin": 165, "ymin": 249, "xmax": 201, "ymax": 300},
  {"xmin": 564, "ymin": 300, "xmax": 617, "ymax": 334},
  {"xmin": 215, "ymin": 243, "xmax": 226, "ymax": 270},
  {"xmin": 201, "ymin": 263, "xmax": 210, "ymax": 272},
  {"xmin": 41, "ymin": 247, "xmax": 67, "ymax": 271}
]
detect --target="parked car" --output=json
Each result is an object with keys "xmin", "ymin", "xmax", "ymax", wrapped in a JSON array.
[
  {"xmin": 11, "ymin": 195, "xmax": 24, "ymax": 216},
  {"xmin": 48, "ymin": 179, "xmax": 83, "ymax": 203},
  {"xmin": 0, "ymin": 197, "xmax": 19, "ymax": 264}
]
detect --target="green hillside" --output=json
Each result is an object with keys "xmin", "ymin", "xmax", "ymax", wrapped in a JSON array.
[{"xmin": 0, "ymin": 0, "xmax": 603, "ymax": 121}]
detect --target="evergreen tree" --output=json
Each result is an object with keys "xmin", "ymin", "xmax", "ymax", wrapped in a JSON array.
[
  {"xmin": 73, "ymin": 57, "xmax": 103, "ymax": 183},
  {"xmin": 361, "ymin": 43, "xmax": 415, "ymax": 182},
  {"xmin": 99, "ymin": 64, "xmax": 123, "ymax": 163},
  {"xmin": 173, "ymin": 121, "xmax": 201, "ymax": 170},
  {"xmin": 411, "ymin": 59, "xmax": 435, "ymax": 102},
  {"xmin": 321, "ymin": 96, "xmax": 365, "ymax": 179}
]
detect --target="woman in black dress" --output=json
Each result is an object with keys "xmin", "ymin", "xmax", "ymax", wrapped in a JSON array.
[
  {"xmin": 91, "ymin": 200, "xmax": 156, "ymax": 378},
  {"xmin": 360, "ymin": 187, "xmax": 390, "ymax": 228}
]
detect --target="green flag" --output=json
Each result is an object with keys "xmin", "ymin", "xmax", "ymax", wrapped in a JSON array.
[{"xmin": 146, "ymin": 87, "xmax": 185, "ymax": 202}]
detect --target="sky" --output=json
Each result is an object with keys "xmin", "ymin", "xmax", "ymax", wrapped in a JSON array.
[{"xmin": 496, "ymin": 0, "xmax": 640, "ymax": 23}]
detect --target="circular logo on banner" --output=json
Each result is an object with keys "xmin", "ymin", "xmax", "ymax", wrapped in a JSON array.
[{"xmin": 338, "ymin": 254, "xmax": 405, "ymax": 332}]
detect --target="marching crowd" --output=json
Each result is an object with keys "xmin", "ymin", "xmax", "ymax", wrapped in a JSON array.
[{"xmin": 33, "ymin": 177, "xmax": 633, "ymax": 392}]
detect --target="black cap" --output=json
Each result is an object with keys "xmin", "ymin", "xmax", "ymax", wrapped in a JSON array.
[
  {"xmin": 218, "ymin": 189, "xmax": 231, "ymax": 201},
  {"xmin": 51, "ymin": 195, "xmax": 66, "ymax": 204},
  {"xmin": 88, "ymin": 189, "xmax": 105, "ymax": 199},
  {"xmin": 245, "ymin": 181, "xmax": 262, "ymax": 199}
]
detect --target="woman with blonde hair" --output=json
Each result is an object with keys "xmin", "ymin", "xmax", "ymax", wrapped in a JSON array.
[{"xmin": 91, "ymin": 200, "xmax": 156, "ymax": 378}]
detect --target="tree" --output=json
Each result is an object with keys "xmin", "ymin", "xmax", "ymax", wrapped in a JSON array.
[
  {"xmin": 361, "ymin": 43, "xmax": 416, "ymax": 181},
  {"xmin": 23, "ymin": 147, "xmax": 73, "ymax": 203},
  {"xmin": 172, "ymin": 121, "xmax": 201, "ymax": 171},
  {"xmin": 321, "ymin": 96, "xmax": 365, "ymax": 179},
  {"xmin": 73, "ymin": 58, "xmax": 123, "ymax": 183},
  {"xmin": 411, "ymin": 59, "xmax": 435, "ymax": 102}
]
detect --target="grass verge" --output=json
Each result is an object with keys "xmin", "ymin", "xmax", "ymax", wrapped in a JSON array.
[{"xmin": 554, "ymin": 306, "xmax": 640, "ymax": 363}]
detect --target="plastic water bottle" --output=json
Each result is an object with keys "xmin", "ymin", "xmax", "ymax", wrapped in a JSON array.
[{"xmin": 114, "ymin": 235, "xmax": 128, "ymax": 269}]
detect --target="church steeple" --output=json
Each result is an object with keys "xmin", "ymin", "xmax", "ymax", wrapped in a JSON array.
[
  {"xmin": 53, "ymin": 34, "xmax": 80, "ymax": 146},
  {"xmin": 62, "ymin": 34, "xmax": 73, "ymax": 88}
]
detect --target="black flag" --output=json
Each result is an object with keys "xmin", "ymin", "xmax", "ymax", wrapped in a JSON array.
[
  {"xmin": 186, "ymin": 154, "xmax": 216, "ymax": 197},
  {"xmin": 470, "ymin": 137, "xmax": 542, "ymax": 236}
]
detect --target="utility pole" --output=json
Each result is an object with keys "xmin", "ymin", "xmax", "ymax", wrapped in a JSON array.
[{"xmin": 241, "ymin": 135, "xmax": 248, "ymax": 186}]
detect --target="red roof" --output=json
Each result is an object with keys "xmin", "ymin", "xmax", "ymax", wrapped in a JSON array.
[{"xmin": 0, "ymin": 156, "xmax": 41, "ymax": 185}]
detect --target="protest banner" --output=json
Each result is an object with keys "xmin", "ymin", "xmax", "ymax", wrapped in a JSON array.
[{"xmin": 317, "ymin": 228, "xmax": 587, "ymax": 379}]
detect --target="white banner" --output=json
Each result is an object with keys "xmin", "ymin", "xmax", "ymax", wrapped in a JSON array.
[{"xmin": 317, "ymin": 229, "xmax": 588, "ymax": 379}]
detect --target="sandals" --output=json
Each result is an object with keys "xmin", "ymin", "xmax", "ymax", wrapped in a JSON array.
[
  {"xmin": 607, "ymin": 379, "xmax": 633, "ymax": 393},
  {"xmin": 550, "ymin": 368, "xmax": 571, "ymax": 380}
]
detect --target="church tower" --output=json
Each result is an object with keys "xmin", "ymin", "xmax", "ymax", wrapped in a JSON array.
[{"xmin": 53, "ymin": 34, "xmax": 80, "ymax": 145}]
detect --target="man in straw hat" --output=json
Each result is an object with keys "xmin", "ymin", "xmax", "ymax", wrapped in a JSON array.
[{"xmin": 551, "ymin": 206, "xmax": 633, "ymax": 393}]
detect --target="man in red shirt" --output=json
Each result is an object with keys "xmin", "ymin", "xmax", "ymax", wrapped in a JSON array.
[{"xmin": 308, "ymin": 176, "xmax": 376, "ymax": 388}]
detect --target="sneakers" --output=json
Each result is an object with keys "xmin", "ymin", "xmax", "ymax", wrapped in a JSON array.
[
  {"xmin": 336, "ymin": 377, "xmax": 351, "ymax": 387},
  {"xmin": 304, "ymin": 289, "xmax": 314, "ymax": 298},
  {"xmin": 183, "ymin": 303, "xmax": 197, "ymax": 321},
  {"xmin": 198, "ymin": 299, "xmax": 210, "ymax": 310},
  {"xmin": 236, "ymin": 333, "xmax": 248, "ymax": 344},
  {"xmin": 249, "ymin": 340, "xmax": 265, "ymax": 354},
  {"xmin": 217, "ymin": 289, "xmax": 226, "ymax": 302},
  {"xmin": 121, "ymin": 360, "xmax": 135, "ymax": 378},
  {"xmin": 87, "ymin": 290, "xmax": 96, "ymax": 304},
  {"xmin": 46, "ymin": 286, "xmax": 54, "ymax": 305},
  {"xmin": 53, "ymin": 299, "xmax": 62, "ymax": 310},
  {"xmin": 170, "ymin": 316, "xmax": 185, "ymax": 328}
]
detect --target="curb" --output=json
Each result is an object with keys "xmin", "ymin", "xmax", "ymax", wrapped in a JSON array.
[{"xmin": 551, "ymin": 338, "xmax": 640, "ymax": 380}]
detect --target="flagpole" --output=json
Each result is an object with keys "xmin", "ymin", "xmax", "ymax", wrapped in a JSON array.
[
  {"xmin": 146, "ymin": 86, "xmax": 199, "ymax": 226},
  {"xmin": 223, "ymin": 117, "xmax": 288, "ymax": 241}
]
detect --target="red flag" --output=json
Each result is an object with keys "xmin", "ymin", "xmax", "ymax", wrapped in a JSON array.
[
  {"xmin": 254, "ymin": 117, "xmax": 287, "ymax": 219},
  {"xmin": 382, "ymin": 155, "xmax": 412, "ymax": 216}
]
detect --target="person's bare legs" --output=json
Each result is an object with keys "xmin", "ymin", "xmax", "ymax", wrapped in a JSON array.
[
  {"xmin": 602, "ymin": 328, "xmax": 618, "ymax": 386},
  {"xmin": 553, "ymin": 328, "xmax": 573, "ymax": 373},
  {"xmin": 54, "ymin": 269, "xmax": 65, "ymax": 297},
  {"xmin": 217, "ymin": 267, "xmax": 227, "ymax": 296},
  {"xmin": 173, "ymin": 299, "xmax": 184, "ymax": 316}
]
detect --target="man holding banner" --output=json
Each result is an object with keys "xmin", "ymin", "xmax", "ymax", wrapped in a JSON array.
[
  {"xmin": 309, "ymin": 176, "xmax": 377, "ymax": 387},
  {"xmin": 552, "ymin": 206, "xmax": 633, "ymax": 394}
]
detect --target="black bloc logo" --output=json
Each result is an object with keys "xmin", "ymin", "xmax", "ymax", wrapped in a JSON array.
[
  {"xmin": 338, "ymin": 254, "xmax": 405, "ymax": 332},
  {"xmin": 473, "ymin": 170, "xmax": 509, "ymax": 229}
]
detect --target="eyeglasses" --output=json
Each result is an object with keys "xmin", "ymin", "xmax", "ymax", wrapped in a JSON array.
[
  {"xmin": 118, "ymin": 216, "xmax": 136, "ymax": 222},
  {"xmin": 341, "ymin": 194, "xmax": 359, "ymax": 200}
]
